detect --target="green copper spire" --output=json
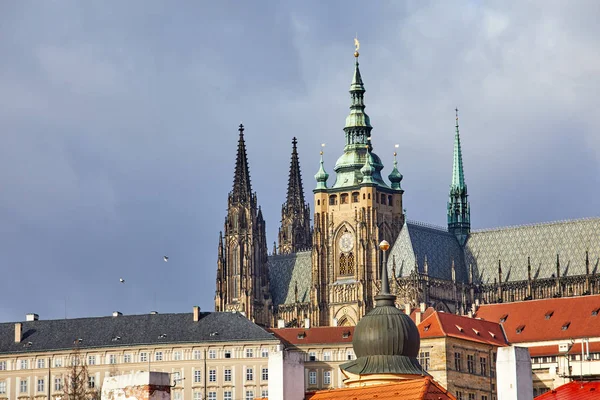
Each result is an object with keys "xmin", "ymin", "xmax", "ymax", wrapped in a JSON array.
[
  {"xmin": 314, "ymin": 149, "xmax": 329, "ymax": 190},
  {"xmin": 447, "ymin": 109, "xmax": 470, "ymax": 246},
  {"xmin": 360, "ymin": 147, "xmax": 376, "ymax": 184},
  {"xmin": 388, "ymin": 148, "xmax": 403, "ymax": 190}
]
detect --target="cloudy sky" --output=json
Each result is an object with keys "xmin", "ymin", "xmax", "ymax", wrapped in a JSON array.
[{"xmin": 1, "ymin": 1, "xmax": 599, "ymax": 322}]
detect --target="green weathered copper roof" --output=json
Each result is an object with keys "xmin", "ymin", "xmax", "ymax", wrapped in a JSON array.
[
  {"xmin": 332, "ymin": 149, "xmax": 390, "ymax": 189},
  {"xmin": 451, "ymin": 113, "xmax": 466, "ymax": 191},
  {"xmin": 360, "ymin": 149, "xmax": 376, "ymax": 184},
  {"xmin": 344, "ymin": 59, "xmax": 371, "ymax": 129},
  {"xmin": 388, "ymin": 153, "xmax": 403, "ymax": 190},
  {"xmin": 314, "ymin": 152, "xmax": 329, "ymax": 190}
]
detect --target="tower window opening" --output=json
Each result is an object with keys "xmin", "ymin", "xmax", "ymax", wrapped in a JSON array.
[
  {"xmin": 388, "ymin": 195, "xmax": 392, "ymax": 205},
  {"xmin": 339, "ymin": 254, "xmax": 348, "ymax": 276},
  {"xmin": 363, "ymin": 193, "xmax": 366, "ymax": 200},
  {"xmin": 317, "ymin": 199, "xmax": 320, "ymax": 206},
  {"xmin": 368, "ymin": 193, "xmax": 371, "ymax": 200},
  {"xmin": 340, "ymin": 193, "xmax": 349, "ymax": 204},
  {"xmin": 347, "ymin": 252, "xmax": 355, "ymax": 275},
  {"xmin": 352, "ymin": 192, "xmax": 359, "ymax": 203},
  {"xmin": 381, "ymin": 194, "xmax": 386, "ymax": 205},
  {"xmin": 329, "ymin": 195, "xmax": 337, "ymax": 205}
]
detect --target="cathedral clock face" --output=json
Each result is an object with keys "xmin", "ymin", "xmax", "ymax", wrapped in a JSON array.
[{"xmin": 339, "ymin": 232, "xmax": 354, "ymax": 253}]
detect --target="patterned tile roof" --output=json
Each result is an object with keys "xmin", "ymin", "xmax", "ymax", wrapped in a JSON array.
[
  {"xmin": 268, "ymin": 250, "xmax": 312, "ymax": 306},
  {"xmin": 387, "ymin": 221, "xmax": 466, "ymax": 281},
  {"xmin": 466, "ymin": 217, "xmax": 600, "ymax": 284}
]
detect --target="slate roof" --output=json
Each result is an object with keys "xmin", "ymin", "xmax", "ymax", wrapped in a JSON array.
[
  {"xmin": 0, "ymin": 312, "xmax": 278, "ymax": 355},
  {"xmin": 475, "ymin": 294, "xmax": 600, "ymax": 344},
  {"xmin": 387, "ymin": 221, "xmax": 466, "ymax": 281},
  {"xmin": 535, "ymin": 381, "xmax": 600, "ymax": 400},
  {"xmin": 466, "ymin": 217, "xmax": 600, "ymax": 284},
  {"xmin": 268, "ymin": 250, "xmax": 312, "ymax": 306}
]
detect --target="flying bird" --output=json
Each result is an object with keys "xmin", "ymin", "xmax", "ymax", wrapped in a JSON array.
[
  {"xmin": 119, "ymin": 278, "xmax": 125, "ymax": 283},
  {"xmin": 163, "ymin": 256, "xmax": 169, "ymax": 262}
]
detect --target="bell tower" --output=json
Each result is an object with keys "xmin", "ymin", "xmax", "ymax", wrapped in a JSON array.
[{"xmin": 311, "ymin": 41, "xmax": 405, "ymax": 327}]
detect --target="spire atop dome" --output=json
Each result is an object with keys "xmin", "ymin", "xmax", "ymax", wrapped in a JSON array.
[
  {"xmin": 360, "ymin": 146, "xmax": 376, "ymax": 184},
  {"xmin": 314, "ymin": 145, "xmax": 329, "ymax": 190},
  {"xmin": 230, "ymin": 123, "xmax": 253, "ymax": 204},
  {"xmin": 388, "ymin": 145, "xmax": 404, "ymax": 190}
]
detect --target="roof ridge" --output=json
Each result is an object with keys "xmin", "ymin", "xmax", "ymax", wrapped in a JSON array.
[
  {"xmin": 0, "ymin": 311, "xmax": 204, "ymax": 325},
  {"xmin": 471, "ymin": 216, "xmax": 600, "ymax": 233},
  {"xmin": 406, "ymin": 219, "xmax": 449, "ymax": 232}
]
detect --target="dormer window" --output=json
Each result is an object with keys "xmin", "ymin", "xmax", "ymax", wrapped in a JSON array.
[
  {"xmin": 424, "ymin": 324, "xmax": 431, "ymax": 332},
  {"xmin": 592, "ymin": 308, "xmax": 600, "ymax": 316},
  {"xmin": 562, "ymin": 322, "xmax": 570, "ymax": 331},
  {"xmin": 516, "ymin": 325, "xmax": 525, "ymax": 334},
  {"xmin": 455, "ymin": 325, "xmax": 463, "ymax": 332},
  {"xmin": 489, "ymin": 331, "xmax": 496, "ymax": 338},
  {"xmin": 342, "ymin": 331, "xmax": 351, "ymax": 339},
  {"xmin": 545, "ymin": 311, "xmax": 554, "ymax": 320},
  {"xmin": 499, "ymin": 314, "xmax": 508, "ymax": 323},
  {"xmin": 472, "ymin": 329, "xmax": 480, "ymax": 336},
  {"xmin": 297, "ymin": 332, "xmax": 306, "ymax": 339}
]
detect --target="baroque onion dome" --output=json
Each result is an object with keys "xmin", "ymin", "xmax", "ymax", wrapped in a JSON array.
[
  {"xmin": 314, "ymin": 150, "xmax": 329, "ymax": 189},
  {"xmin": 388, "ymin": 151, "xmax": 403, "ymax": 190},
  {"xmin": 360, "ymin": 147, "xmax": 376, "ymax": 184},
  {"xmin": 341, "ymin": 242, "xmax": 424, "ymax": 377}
]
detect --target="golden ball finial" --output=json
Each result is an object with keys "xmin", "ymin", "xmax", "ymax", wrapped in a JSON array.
[
  {"xmin": 354, "ymin": 51, "xmax": 359, "ymax": 58},
  {"xmin": 320, "ymin": 151, "xmax": 324, "ymax": 156},
  {"xmin": 379, "ymin": 240, "xmax": 390, "ymax": 252}
]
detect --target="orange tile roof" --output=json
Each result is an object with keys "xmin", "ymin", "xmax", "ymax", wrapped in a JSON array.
[
  {"xmin": 409, "ymin": 306, "xmax": 436, "ymax": 322},
  {"xmin": 267, "ymin": 326, "xmax": 355, "ymax": 345},
  {"xmin": 535, "ymin": 381, "xmax": 600, "ymax": 400},
  {"xmin": 418, "ymin": 311, "xmax": 508, "ymax": 347},
  {"xmin": 475, "ymin": 295, "xmax": 600, "ymax": 343},
  {"xmin": 305, "ymin": 376, "xmax": 456, "ymax": 400},
  {"xmin": 529, "ymin": 341, "xmax": 600, "ymax": 357}
]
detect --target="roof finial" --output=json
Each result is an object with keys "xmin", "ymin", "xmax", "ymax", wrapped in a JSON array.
[
  {"xmin": 354, "ymin": 36, "xmax": 360, "ymax": 58},
  {"xmin": 239, "ymin": 123, "xmax": 244, "ymax": 133},
  {"xmin": 455, "ymin": 107, "xmax": 459, "ymax": 126}
]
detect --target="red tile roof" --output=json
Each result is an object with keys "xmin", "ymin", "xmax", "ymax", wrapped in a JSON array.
[
  {"xmin": 305, "ymin": 376, "xmax": 456, "ymax": 400},
  {"xmin": 535, "ymin": 381, "xmax": 600, "ymax": 400},
  {"xmin": 529, "ymin": 341, "xmax": 600, "ymax": 357},
  {"xmin": 418, "ymin": 311, "xmax": 508, "ymax": 347},
  {"xmin": 475, "ymin": 295, "xmax": 600, "ymax": 343},
  {"xmin": 267, "ymin": 326, "xmax": 355, "ymax": 346}
]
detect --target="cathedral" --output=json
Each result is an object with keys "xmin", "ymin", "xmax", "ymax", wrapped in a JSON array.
[{"xmin": 214, "ymin": 48, "xmax": 600, "ymax": 328}]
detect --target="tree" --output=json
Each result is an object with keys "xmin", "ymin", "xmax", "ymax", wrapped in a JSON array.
[{"xmin": 63, "ymin": 346, "xmax": 101, "ymax": 400}]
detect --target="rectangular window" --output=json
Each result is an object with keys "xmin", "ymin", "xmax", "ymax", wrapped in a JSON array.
[
  {"xmin": 109, "ymin": 355, "xmax": 117, "ymax": 364},
  {"xmin": 209, "ymin": 369, "xmax": 216, "ymax": 382},
  {"xmin": 21, "ymin": 359, "xmax": 29, "ymax": 370},
  {"xmin": 88, "ymin": 376, "xmax": 95, "ymax": 389},
  {"xmin": 37, "ymin": 379, "xmax": 44, "ymax": 392},
  {"xmin": 124, "ymin": 354, "xmax": 132, "ymax": 363},
  {"xmin": 346, "ymin": 351, "xmax": 354, "ymax": 360},
  {"xmin": 54, "ymin": 358, "xmax": 63, "ymax": 368},
  {"xmin": 261, "ymin": 348, "xmax": 269, "ymax": 358},
  {"xmin": 454, "ymin": 352, "xmax": 462, "ymax": 372},
  {"xmin": 456, "ymin": 392, "xmax": 463, "ymax": 400},
  {"xmin": 37, "ymin": 359, "xmax": 46, "ymax": 369},
  {"xmin": 209, "ymin": 350, "xmax": 216, "ymax": 359},
  {"xmin": 88, "ymin": 355, "xmax": 96, "ymax": 365},
  {"xmin": 309, "ymin": 371, "xmax": 317, "ymax": 385},
  {"xmin": 246, "ymin": 367, "xmax": 254, "ymax": 381},
  {"xmin": 193, "ymin": 370, "xmax": 201, "ymax": 383},
  {"xmin": 482, "ymin": 396, "xmax": 488, "ymax": 400},
  {"xmin": 193, "ymin": 350, "xmax": 202, "ymax": 360},
  {"xmin": 468, "ymin": 394, "xmax": 475, "ymax": 400},
  {"xmin": 323, "ymin": 352, "xmax": 331, "ymax": 361},
  {"xmin": 207, "ymin": 392, "xmax": 216, "ymax": 400},
  {"xmin": 324, "ymin": 371, "xmax": 331, "ymax": 385},
  {"xmin": 224, "ymin": 391, "xmax": 232, "ymax": 400},
  {"xmin": 246, "ymin": 349, "xmax": 254, "ymax": 358},
  {"xmin": 467, "ymin": 354, "xmax": 475, "ymax": 374},
  {"xmin": 261, "ymin": 390, "xmax": 268, "ymax": 398},
  {"xmin": 173, "ymin": 392, "xmax": 182, "ymax": 400},
  {"xmin": 262, "ymin": 368, "xmax": 268, "ymax": 381},
  {"xmin": 54, "ymin": 377, "xmax": 62, "ymax": 391},
  {"xmin": 224, "ymin": 369, "xmax": 232, "ymax": 382},
  {"xmin": 155, "ymin": 352, "xmax": 163, "ymax": 361},
  {"xmin": 0, "ymin": 381, "xmax": 6, "ymax": 394},
  {"xmin": 309, "ymin": 352, "xmax": 316, "ymax": 362},
  {"xmin": 0, "ymin": 361, "xmax": 6, "ymax": 370},
  {"xmin": 193, "ymin": 392, "xmax": 201, "ymax": 400},
  {"xmin": 418, "ymin": 351, "xmax": 430, "ymax": 371},
  {"xmin": 173, "ymin": 351, "xmax": 182, "ymax": 361},
  {"xmin": 224, "ymin": 350, "xmax": 232, "ymax": 359},
  {"xmin": 71, "ymin": 357, "xmax": 79, "ymax": 366},
  {"xmin": 20, "ymin": 380, "xmax": 28, "ymax": 393},
  {"xmin": 245, "ymin": 390, "xmax": 254, "ymax": 400},
  {"xmin": 480, "ymin": 357, "xmax": 487, "ymax": 376},
  {"xmin": 140, "ymin": 352, "xmax": 148, "ymax": 362}
]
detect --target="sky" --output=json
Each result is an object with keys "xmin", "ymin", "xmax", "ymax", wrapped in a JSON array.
[{"xmin": 1, "ymin": 0, "xmax": 599, "ymax": 322}]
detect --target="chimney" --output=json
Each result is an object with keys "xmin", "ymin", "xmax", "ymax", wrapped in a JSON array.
[
  {"xmin": 404, "ymin": 304, "xmax": 411, "ymax": 315},
  {"xmin": 112, "ymin": 311, "xmax": 122, "ymax": 317},
  {"xmin": 332, "ymin": 318, "xmax": 338, "ymax": 327},
  {"xmin": 193, "ymin": 306, "xmax": 200, "ymax": 322},
  {"xmin": 420, "ymin": 302, "xmax": 426, "ymax": 313},
  {"xmin": 15, "ymin": 323, "xmax": 22, "ymax": 343},
  {"xmin": 26, "ymin": 313, "xmax": 39, "ymax": 321},
  {"xmin": 277, "ymin": 319, "xmax": 285, "ymax": 329},
  {"xmin": 415, "ymin": 312, "xmax": 422, "ymax": 325},
  {"xmin": 304, "ymin": 318, "xmax": 310, "ymax": 329}
]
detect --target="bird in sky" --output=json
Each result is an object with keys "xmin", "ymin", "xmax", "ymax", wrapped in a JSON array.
[
  {"xmin": 119, "ymin": 278, "xmax": 125, "ymax": 283},
  {"xmin": 163, "ymin": 256, "xmax": 169, "ymax": 262}
]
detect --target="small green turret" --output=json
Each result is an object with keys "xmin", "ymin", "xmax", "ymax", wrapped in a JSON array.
[
  {"xmin": 388, "ymin": 150, "xmax": 403, "ymax": 190},
  {"xmin": 314, "ymin": 150, "xmax": 329, "ymax": 190}
]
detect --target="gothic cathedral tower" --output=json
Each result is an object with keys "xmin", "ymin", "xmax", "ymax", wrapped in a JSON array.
[
  {"xmin": 447, "ymin": 109, "xmax": 470, "ymax": 246},
  {"xmin": 310, "ymin": 48, "xmax": 405, "ymax": 327},
  {"xmin": 215, "ymin": 124, "xmax": 272, "ymax": 326}
]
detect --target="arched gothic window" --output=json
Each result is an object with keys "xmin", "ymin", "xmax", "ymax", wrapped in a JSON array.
[
  {"xmin": 347, "ymin": 252, "xmax": 355, "ymax": 275},
  {"xmin": 339, "ymin": 254, "xmax": 348, "ymax": 275}
]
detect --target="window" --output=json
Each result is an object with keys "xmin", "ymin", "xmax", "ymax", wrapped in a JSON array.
[
  {"xmin": 262, "ymin": 368, "xmax": 268, "ymax": 381},
  {"xmin": 340, "ymin": 193, "xmax": 349, "ymax": 204},
  {"xmin": 173, "ymin": 351, "xmax": 182, "ymax": 361},
  {"xmin": 329, "ymin": 195, "xmax": 337, "ymax": 205},
  {"xmin": 339, "ymin": 253, "xmax": 348, "ymax": 275},
  {"xmin": 20, "ymin": 379, "xmax": 28, "ymax": 393},
  {"xmin": 245, "ymin": 391, "xmax": 254, "ymax": 400},
  {"xmin": 71, "ymin": 356, "xmax": 80, "ymax": 366},
  {"xmin": 467, "ymin": 354, "xmax": 475, "ymax": 373},
  {"xmin": 88, "ymin": 356, "xmax": 96, "ymax": 365},
  {"xmin": 37, "ymin": 359, "xmax": 46, "ymax": 369},
  {"xmin": 347, "ymin": 252, "xmax": 355, "ymax": 275},
  {"xmin": 207, "ymin": 392, "xmax": 216, "ymax": 400},
  {"xmin": 193, "ymin": 392, "xmax": 201, "ymax": 400},
  {"xmin": 21, "ymin": 359, "xmax": 29, "ymax": 369},
  {"xmin": 468, "ymin": 394, "xmax": 475, "ymax": 400},
  {"xmin": 173, "ymin": 392, "xmax": 182, "ymax": 400},
  {"xmin": 37, "ymin": 379, "xmax": 45, "ymax": 392},
  {"xmin": 456, "ymin": 392, "xmax": 463, "ymax": 400},
  {"xmin": 224, "ymin": 350, "xmax": 232, "ymax": 359},
  {"xmin": 352, "ymin": 192, "xmax": 359, "ymax": 203},
  {"xmin": 419, "ymin": 351, "xmax": 430, "ymax": 371},
  {"xmin": 0, "ymin": 361, "xmax": 6, "ymax": 370},
  {"xmin": 388, "ymin": 195, "xmax": 392, "ymax": 205},
  {"xmin": 109, "ymin": 354, "xmax": 117, "ymax": 364},
  {"xmin": 124, "ymin": 354, "xmax": 132, "ymax": 363},
  {"xmin": 261, "ymin": 348, "xmax": 269, "ymax": 358},
  {"xmin": 140, "ymin": 352, "xmax": 148, "ymax": 362},
  {"xmin": 261, "ymin": 390, "xmax": 268, "ymax": 398},
  {"xmin": 246, "ymin": 367, "xmax": 254, "ymax": 381},
  {"xmin": 88, "ymin": 376, "xmax": 95, "ymax": 389},
  {"xmin": 454, "ymin": 352, "xmax": 462, "ymax": 372},
  {"xmin": 155, "ymin": 352, "xmax": 163, "ymax": 361},
  {"xmin": 224, "ymin": 392, "xmax": 232, "ymax": 400},
  {"xmin": 209, "ymin": 369, "xmax": 216, "ymax": 382},
  {"xmin": 224, "ymin": 368, "xmax": 232, "ymax": 382},
  {"xmin": 309, "ymin": 352, "xmax": 316, "ymax": 362},
  {"xmin": 54, "ymin": 358, "xmax": 63, "ymax": 367},
  {"xmin": 347, "ymin": 351, "xmax": 354, "ymax": 360},
  {"xmin": 209, "ymin": 350, "xmax": 216, "ymax": 359},
  {"xmin": 173, "ymin": 372, "xmax": 181, "ymax": 385},
  {"xmin": 0, "ymin": 381, "xmax": 6, "ymax": 394},
  {"xmin": 193, "ymin": 350, "xmax": 202, "ymax": 360},
  {"xmin": 309, "ymin": 371, "xmax": 317, "ymax": 385},
  {"xmin": 194, "ymin": 370, "xmax": 201, "ymax": 383},
  {"xmin": 323, "ymin": 351, "xmax": 331, "ymax": 361},
  {"xmin": 246, "ymin": 348, "xmax": 254, "ymax": 358},
  {"xmin": 324, "ymin": 371, "xmax": 331, "ymax": 385},
  {"xmin": 55, "ymin": 377, "xmax": 62, "ymax": 391},
  {"xmin": 381, "ymin": 194, "xmax": 386, "ymax": 205},
  {"xmin": 482, "ymin": 396, "xmax": 488, "ymax": 400},
  {"xmin": 480, "ymin": 357, "xmax": 487, "ymax": 376}
]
